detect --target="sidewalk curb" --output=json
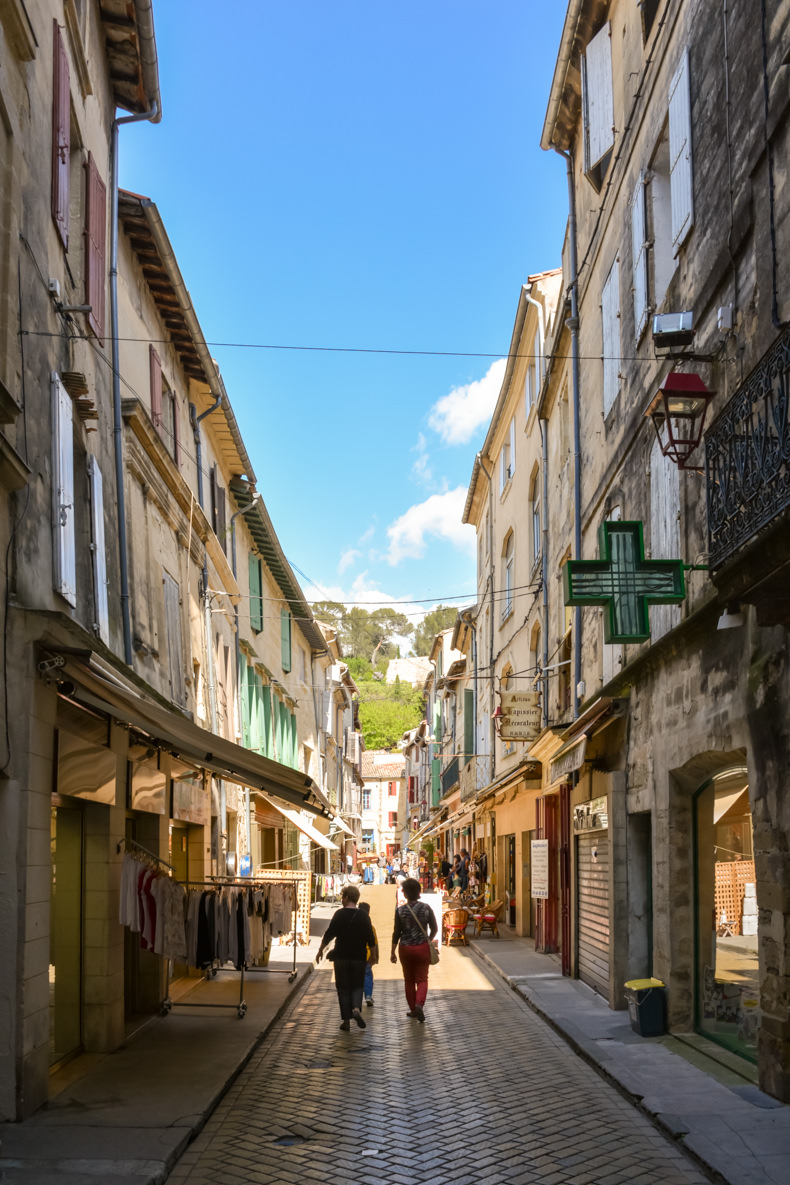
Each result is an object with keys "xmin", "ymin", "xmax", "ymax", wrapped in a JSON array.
[
  {"xmin": 158, "ymin": 961, "xmax": 316, "ymax": 1184},
  {"xmin": 466, "ymin": 942, "xmax": 728, "ymax": 1185}
]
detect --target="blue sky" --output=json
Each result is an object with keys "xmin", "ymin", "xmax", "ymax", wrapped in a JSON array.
[{"xmin": 120, "ymin": 2, "xmax": 569, "ymax": 640}]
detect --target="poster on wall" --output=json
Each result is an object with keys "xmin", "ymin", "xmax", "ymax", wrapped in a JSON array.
[{"xmin": 530, "ymin": 839, "xmax": 549, "ymax": 899}]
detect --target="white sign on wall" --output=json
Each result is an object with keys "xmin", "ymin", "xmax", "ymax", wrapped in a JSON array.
[{"xmin": 531, "ymin": 839, "xmax": 549, "ymax": 899}]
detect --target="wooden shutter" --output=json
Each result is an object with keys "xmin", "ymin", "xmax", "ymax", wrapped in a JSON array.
[
  {"xmin": 84, "ymin": 153, "xmax": 106, "ymax": 343},
  {"xmin": 601, "ymin": 260, "xmax": 620, "ymax": 415},
  {"xmin": 249, "ymin": 554, "xmax": 263, "ymax": 632},
  {"xmin": 464, "ymin": 689, "xmax": 474, "ymax": 761},
  {"xmin": 88, "ymin": 455, "xmax": 109, "ymax": 644},
  {"xmin": 262, "ymin": 683, "xmax": 273, "ymax": 757},
  {"xmin": 280, "ymin": 607, "xmax": 292, "ymax": 672},
  {"xmin": 509, "ymin": 417, "xmax": 516, "ymax": 478},
  {"xmin": 631, "ymin": 174, "xmax": 649, "ymax": 341},
  {"xmin": 163, "ymin": 570, "xmax": 184, "ymax": 703},
  {"xmin": 51, "ymin": 21, "xmax": 70, "ymax": 248},
  {"xmin": 52, "ymin": 373, "xmax": 76, "ymax": 606},
  {"xmin": 289, "ymin": 711, "xmax": 297, "ymax": 769},
  {"xmin": 172, "ymin": 394, "xmax": 181, "ymax": 467},
  {"xmin": 209, "ymin": 464, "xmax": 219, "ymax": 535},
  {"xmin": 584, "ymin": 22, "xmax": 614, "ymax": 170},
  {"xmin": 149, "ymin": 346, "xmax": 162, "ymax": 432},
  {"xmin": 217, "ymin": 484, "xmax": 226, "ymax": 554},
  {"xmin": 323, "ymin": 689, "xmax": 333, "ymax": 736},
  {"xmin": 650, "ymin": 437, "xmax": 681, "ymax": 640},
  {"xmin": 669, "ymin": 48, "xmax": 694, "ymax": 252}
]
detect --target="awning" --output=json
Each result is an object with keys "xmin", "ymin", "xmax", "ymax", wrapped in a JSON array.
[
  {"xmin": 263, "ymin": 797, "xmax": 338, "ymax": 851},
  {"xmin": 47, "ymin": 649, "xmax": 332, "ymax": 818},
  {"xmin": 407, "ymin": 817, "xmax": 437, "ymax": 849},
  {"xmin": 548, "ymin": 734, "xmax": 588, "ymax": 785},
  {"xmin": 329, "ymin": 815, "xmax": 356, "ymax": 838}
]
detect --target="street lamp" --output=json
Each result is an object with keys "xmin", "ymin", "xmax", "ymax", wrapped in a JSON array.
[{"xmin": 644, "ymin": 372, "xmax": 715, "ymax": 470}]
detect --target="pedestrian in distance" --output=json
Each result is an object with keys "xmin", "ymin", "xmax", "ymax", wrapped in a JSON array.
[
  {"xmin": 358, "ymin": 900, "xmax": 378, "ymax": 1006},
  {"xmin": 390, "ymin": 877, "xmax": 439, "ymax": 1024},
  {"xmin": 316, "ymin": 884, "xmax": 376, "ymax": 1032}
]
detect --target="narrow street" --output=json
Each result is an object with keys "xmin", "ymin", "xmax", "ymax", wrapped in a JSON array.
[{"xmin": 168, "ymin": 888, "xmax": 710, "ymax": 1185}]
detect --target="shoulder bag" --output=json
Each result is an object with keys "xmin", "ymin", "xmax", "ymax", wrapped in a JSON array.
[{"xmin": 406, "ymin": 904, "xmax": 439, "ymax": 965}]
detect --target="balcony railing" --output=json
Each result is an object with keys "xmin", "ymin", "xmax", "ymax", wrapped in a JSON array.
[
  {"xmin": 459, "ymin": 754, "xmax": 493, "ymax": 801},
  {"xmin": 706, "ymin": 328, "xmax": 790, "ymax": 569},
  {"xmin": 440, "ymin": 756, "xmax": 459, "ymax": 797}
]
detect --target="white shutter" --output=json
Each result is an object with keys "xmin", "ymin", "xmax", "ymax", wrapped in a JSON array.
[
  {"xmin": 534, "ymin": 329, "xmax": 542, "ymax": 383},
  {"xmin": 324, "ymin": 689, "xmax": 333, "ymax": 736},
  {"xmin": 52, "ymin": 374, "xmax": 76, "ymax": 607},
  {"xmin": 524, "ymin": 361, "xmax": 532, "ymax": 414},
  {"xmin": 585, "ymin": 22, "xmax": 615, "ymax": 169},
  {"xmin": 601, "ymin": 261, "xmax": 620, "ymax": 415},
  {"xmin": 87, "ymin": 456, "xmax": 109, "ymax": 644},
  {"xmin": 509, "ymin": 417, "xmax": 516, "ymax": 477},
  {"xmin": 163, "ymin": 570, "xmax": 184, "ymax": 703},
  {"xmin": 631, "ymin": 175, "xmax": 649, "ymax": 341},
  {"xmin": 499, "ymin": 446, "xmax": 506, "ymax": 493},
  {"xmin": 669, "ymin": 49, "xmax": 694, "ymax": 252},
  {"xmin": 649, "ymin": 437, "xmax": 681, "ymax": 640}
]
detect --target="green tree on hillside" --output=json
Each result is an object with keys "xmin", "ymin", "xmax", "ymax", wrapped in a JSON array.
[
  {"xmin": 356, "ymin": 678, "xmax": 425, "ymax": 751},
  {"xmin": 413, "ymin": 605, "xmax": 459, "ymax": 655},
  {"xmin": 309, "ymin": 602, "xmax": 413, "ymax": 664}
]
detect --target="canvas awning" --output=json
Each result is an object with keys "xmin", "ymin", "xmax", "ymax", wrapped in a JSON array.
[
  {"xmin": 329, "ymin": 815, "xmax": 356, "ymax": 838},
  {"xmin": 263, "ymin": 797, "xmax": 338, "ymax": 851},
  {"xmin": 46, "ymin": 649, "xmax": 332, "ymax": 818}
]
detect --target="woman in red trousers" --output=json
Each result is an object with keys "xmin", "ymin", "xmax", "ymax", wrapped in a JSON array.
[{"xmin": 390, "ymin": 878, "xmax": 439, "ymax": 1024}]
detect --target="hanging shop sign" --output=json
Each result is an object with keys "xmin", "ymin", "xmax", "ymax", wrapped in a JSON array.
[
  {"xmin": 499, "ymin": 691, "xmax": 541, "ymax": 741},
  {"xmin": 563, "ymin": 520, "xmax": 685, "ymax": 643},
  {"xmin": 573, "ymin": 794, "xmax": 608, "ymax": 833},
  {"xmin": 549, "ymin": 735, "xmax": 587, "ymax": 784}
]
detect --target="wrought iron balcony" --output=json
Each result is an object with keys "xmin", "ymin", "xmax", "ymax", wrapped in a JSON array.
[
  {"xmin": 440, "ymin": 756, "xmax": 459, "ymax": 797},
  {"xmin": 459, "ymin": 754, "xmax": 493, "ymax": 801},
  {"xmin": 706, "ymin": 329, "xmax": 790, "ymax": 569}
]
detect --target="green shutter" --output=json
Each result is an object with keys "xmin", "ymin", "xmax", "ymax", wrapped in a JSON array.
[
  {"xmin": 431, "ymin": 757, "xmax": 441, "ymax": 808},
  {"xmin": 241, "ymin": 659, "xmax": 252, "ymax": 748},
  {"xmin": 249, "ymin": 555, "xmax": 263, "ymax": 632},
  {"xmin": 280, "ymin": 607, "xmax": 291, "ymax": 672},
  {"xmin": 289, "ymin": 710, "xmax": 298, "ymax": 769},
  {"xmin": 464, "ymin": 689, "xmax": 474, "ymax": 761},
  {"xmin": 262, "ymin": 684, "xmax": 272, "ymax": 758}
]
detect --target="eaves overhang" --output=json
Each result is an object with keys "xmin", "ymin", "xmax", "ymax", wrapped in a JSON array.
[
  {"xmin": 229, "ymin": 477, "xmax": 327, "ymax": 655},
  {"xmin": 101, "ymin": 0, "xmax": 162, "ymax": 122},
  {"xmin": 540, "ymin": 0, "xmax": 609, "ymax": 152}
]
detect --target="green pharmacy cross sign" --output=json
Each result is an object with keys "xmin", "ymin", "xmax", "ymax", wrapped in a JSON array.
[{"xmin": 562, "ymin": 520, "xmax": 686, "ymax": 644}]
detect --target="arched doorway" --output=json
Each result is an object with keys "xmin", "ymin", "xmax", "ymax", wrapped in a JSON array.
[{"xmin": 693, "ymin": 764, "xmax": 759, "ymax": 1060}]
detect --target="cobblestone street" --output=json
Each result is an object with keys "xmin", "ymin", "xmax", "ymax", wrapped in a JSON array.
[{"xmin": 168, "ymin": 908, "xmax": 711, "ymax": 1185}]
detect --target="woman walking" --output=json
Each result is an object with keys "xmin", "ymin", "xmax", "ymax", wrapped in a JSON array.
[
  {"xmin": 316, "ymin": 885, "xmax": 376, "ymax": 1031},
  {"xmin": 390, "ymin": 877, "xmax": 439, "ymax": 1024}
]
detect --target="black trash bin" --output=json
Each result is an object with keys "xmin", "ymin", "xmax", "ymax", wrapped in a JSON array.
[{"xmin": 624, "ymin": 978, "xmax": 666, "ymax": 1037}]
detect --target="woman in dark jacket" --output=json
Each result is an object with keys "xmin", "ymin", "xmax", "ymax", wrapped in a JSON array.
[
  {"xmin": 317, "ymin": 885, "xmax": 376, "ymax": 1031},
  {"xmin": 390, "ymin": 877, "xmax": 438, "ymax": 1024}
]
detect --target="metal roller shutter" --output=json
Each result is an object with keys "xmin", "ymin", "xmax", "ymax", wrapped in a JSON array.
[{"xmin": 577, "ymin": 832, "xmax": 610, "ymax": 996}]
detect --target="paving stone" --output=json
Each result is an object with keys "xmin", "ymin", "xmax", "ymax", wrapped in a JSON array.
[{"xmin": 170, "ymin": 946, "xmax": 711, "ymax": 1185}]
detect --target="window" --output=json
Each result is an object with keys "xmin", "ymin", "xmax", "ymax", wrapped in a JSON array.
[
  {"xmin": 51, "ymin": 20, "xmax": 70, "ymax": 247},
  {"xmin": 581, "ymin": 21, "xmax": 614, "ymax": 190},
  {"xmin": 149, "ymin": 345, "xmax": 162, "ymax": 433},
  {"xmin": 526, "ymin": 328, "xmax": 542, "ymax": 414},
  {"xmin": 463, "ymin": 689, "xmax": 474, "ymax": 762},
  {"xmin": 388, "ymin": 812, "xmax": 398, "ymax": 828},
  {"xmin": 84, "ymin": 153, "xmax": 106, "ymax": 343},
  {"xmin": 631, "ymin": 174, "xmax": 649, "ymax": 342},
  {"xmin": 280, "ymin": 607, "xmax": 292, "ymax": 672},
  {"xmin": 362, "ymin": 828, "xmax": 374, "ymax": 851},
  {"xmin": 52, "ymin": 373, "xmax": 76, "ymax": 607},
  {"xmin": 641, "ymin": 0, "xmax": 661, "ymax": 41},
  {"xmin": 530, "ymin": 624, "xmax": 541, "ymax": 684},
  {"xmin": 299, "ymin": 646, "xmax": 307, "ymax": 683},
  {"xmin": 389, "ymin": 781, "xmax": 397, "ymax": 796},
  {"xmin": 87, "ymin": 455, "xmax": 109, "ymax": 644},
  {"xmin": 668, "ymin": 49, "xmax": 693, "ymax": 251},
  {"xmin": 648, "ymin": 127, "xmax": 675, "ymax": 309},
  {"xmin": 499, "ymin": 418, "xmax": 515, "ymax": 493},
  {"xmin": 502, "ymin": 531, "xmax": 514, "ymax": 621},
  {"xmin": 601, "ymin": 259, "xmax": 621, "ymax": 415},
  {"xmin": 159, "ymin": 376, "xmax": 180, "ymax": 465},
  {"xmin": 209, "ymin": 464, "xmax": 226, "ymax": 554},
  {"xmin": 601, "ymin": 507, "xmax": 624, "ymax": 683},
  {"xmin": 362, "ymin": 788, "xmax": 371, "ymax": 811},
  {"xmin": 249, "ymin": 555, "xmax": 263, "ymax": 632},
  {"xmin": 530, "ymin": 468, "xmax": 541, "ymax": 570}
]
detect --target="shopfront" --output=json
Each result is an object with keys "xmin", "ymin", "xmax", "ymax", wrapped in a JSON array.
[
  {"xmin": 694, "ymin": 765, "xmax": 759, "ymax": 1060},
  {"xmin": 574, "ymin": 794, "xmax": 610, "ymax": 997}
]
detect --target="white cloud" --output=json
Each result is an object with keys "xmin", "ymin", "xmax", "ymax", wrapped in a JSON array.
[
  {"xmin": 385, "ymin": 488, "xmax": 475, "ymax": 565},
  {"xmin": 411, "ymin": 432, "xmax": 433, "ymax": 486},
  {"xmin": 428, "ymin": 358, "xmax": 506, "ymax": 446},
  {"xmin": 338, "ymin": 548, "xmax": 361, "ymax": 574}
]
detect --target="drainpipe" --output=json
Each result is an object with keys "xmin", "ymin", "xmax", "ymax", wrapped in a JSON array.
[
  {"xmin": 109, "ymin": 102, "xmax": 158, "ymax": 665},
  {"xmin": 540, "ymin": 416, "xmax": 550, "ymax": 728},
  {"xmin": 230, "ymin": 493, "xmax": 260, "ymax": 866},
  {"xmin": 554, "ymin": 146, "xmax": 582, "ymax": 720}
]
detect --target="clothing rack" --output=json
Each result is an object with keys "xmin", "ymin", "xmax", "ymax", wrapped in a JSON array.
[
  {"xmin": 117, "ymin": 835, "xmax": 176, "ymax": 872},
  {"xmin": 161, "ymin": 876, "xmax": 299, "ymax": 1020}
]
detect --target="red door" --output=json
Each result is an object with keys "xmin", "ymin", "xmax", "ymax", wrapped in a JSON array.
[
  {"xmin": 535, "ymin": 794, "xmax": 559, "ymax": 953},
  {"xmin": 559, "ymin": 783, "xmax": 572, "ymax": 975}
]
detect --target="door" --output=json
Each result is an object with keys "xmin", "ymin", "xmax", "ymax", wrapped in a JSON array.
[
  {"xmin": 50, "ymin": 800, "xmax": 83, "ymax": 1066},
  {"xmin": 506, "ymin": 834, "xmax": 516, "ymax": 925},
  {"xmin": 577, "ymin": 831, "xmax": 610, "ymax": 996},
  {"xmin": 536, "ymin": 795, "xmax": 559, "ymax": 952},
  {"xmin": 560, "ymin": 784, "xmax": 572, "ymax": 975}
]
